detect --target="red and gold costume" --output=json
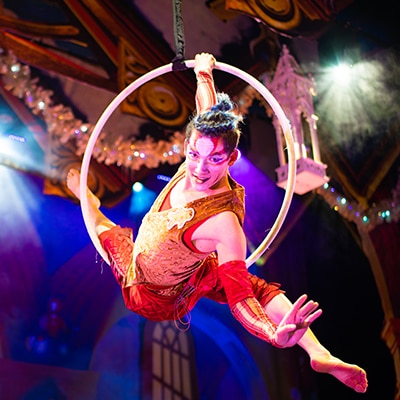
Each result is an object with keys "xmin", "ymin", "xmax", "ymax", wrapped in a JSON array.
[{"xmin": 99, "ymin": 67, "xmax": 284, "ymax": 345}]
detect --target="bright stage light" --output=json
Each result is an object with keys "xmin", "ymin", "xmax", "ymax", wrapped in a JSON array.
[
  {"xmin": 313, "ymin": 55, "xmax": 396, "ymax": 146},
  {"xmin": 332, "ymin": 63, "xmax": 353, "ymax": 85},
  {"xmin": 129, "ymin": 183, "xmax": 156, "ymax": 216},
  {"xmin": 132, "ymin": 181, "xmax": 143, "ymax": 192}
]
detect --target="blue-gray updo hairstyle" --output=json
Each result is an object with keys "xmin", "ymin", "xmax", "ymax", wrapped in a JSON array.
[{"xmin": 186, "ymin": 92, "xmax": 243, "ymax": 155}]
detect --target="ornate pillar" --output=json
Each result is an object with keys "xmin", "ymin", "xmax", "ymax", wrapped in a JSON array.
[{"xmin": 360, "ymin": 222, "xmax": 400, "ymax": 399}]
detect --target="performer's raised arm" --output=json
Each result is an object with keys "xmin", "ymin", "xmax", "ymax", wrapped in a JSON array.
[{"xmin": 194, "ymin": 52, "xmax": 217, "ymax": 114}]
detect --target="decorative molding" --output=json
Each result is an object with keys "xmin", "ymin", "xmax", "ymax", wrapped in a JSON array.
[{"xmin": 118, "ymin": 37, "xmax": 190, "ymax": 127}]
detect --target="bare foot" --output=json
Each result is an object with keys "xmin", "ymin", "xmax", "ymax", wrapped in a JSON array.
[
  {"xmin": 67, "ymin": 168, "xmax": 101, "ymax": 209},
  {"xmin": 311, "ymin": 355, "xmax": 368, "ymax": 393}
]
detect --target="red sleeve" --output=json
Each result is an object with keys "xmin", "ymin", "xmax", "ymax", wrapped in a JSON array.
[
  {"xmin": 195, "ymin": 70, "xmax": 217, "ymax": 114},
  {"xmin": 218, "ymin": 260, "xmax": 281, "ymax": 347}
]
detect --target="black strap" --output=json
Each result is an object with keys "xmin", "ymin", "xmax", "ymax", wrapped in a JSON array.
[{"xmin": 172, "ymin": 0, "xmax": 188, "ymax": 71}]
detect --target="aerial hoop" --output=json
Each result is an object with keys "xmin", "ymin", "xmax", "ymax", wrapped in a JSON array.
[{"xmin": 80, "ymin": 60, "xmax": 296, "ymax": 268}]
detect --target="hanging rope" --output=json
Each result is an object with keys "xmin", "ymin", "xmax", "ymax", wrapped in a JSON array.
[{"xmin": 172, "ymin": 0, "xmax": 187, "ymax": 71}]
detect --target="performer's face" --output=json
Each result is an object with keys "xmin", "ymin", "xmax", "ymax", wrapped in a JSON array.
[{"xmin": 184, "ymin": 130, "xmax": 238, "ymax": 191}]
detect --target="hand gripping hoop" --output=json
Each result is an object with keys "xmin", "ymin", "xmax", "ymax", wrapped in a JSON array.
[{"xmin": 80, "ymin": 60, "xmax": 296, "ymax": 268}]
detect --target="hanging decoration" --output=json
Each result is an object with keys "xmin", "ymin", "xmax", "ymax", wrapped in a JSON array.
[
  {"xmin": 0, "ymin": 49, "xmax": 185, "ymax": 171},
  {"xmin": 264, "ymin": 44, "xmax": 329, "ymax": 195}
]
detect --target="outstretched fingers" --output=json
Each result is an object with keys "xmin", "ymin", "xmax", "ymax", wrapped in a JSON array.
[
  {"xmin": 285, "ymin": 295, "xmax": 322, "ymax": 323},
  {"xmin": 298, "ymin": 298, "xmax": 323, "ymax": 324},
  {"xmin": 279, "ymin": 295, "xmax": 323, "ymax": 335}
]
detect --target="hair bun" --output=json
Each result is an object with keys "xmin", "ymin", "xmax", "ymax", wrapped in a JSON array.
[
  {"xmin": 210, "ymin": 93, "xmax": 234, "ymax": 112},
  {"xmin": 192, "ymin": 91, "xmax": 242, "ymax": 136}
]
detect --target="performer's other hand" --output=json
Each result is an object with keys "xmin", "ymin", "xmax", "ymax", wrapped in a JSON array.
[{"xmin": 274, "ymin": 294, "xmax": 322, "ymax": 348}]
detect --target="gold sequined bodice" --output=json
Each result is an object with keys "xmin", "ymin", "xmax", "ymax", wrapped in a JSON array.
[{"xmin": 123, "ymin": 163, "xmax": 244, "ymax": 290}]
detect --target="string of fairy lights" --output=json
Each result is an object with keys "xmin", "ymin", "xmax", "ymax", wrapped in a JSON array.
[
  {"xmin": 0, "ymin": 49, "xmax": 398, "ymax": 231},
  {"xmin": 316, "ymin": 182, "xmax": 399, "ymax": 232},
  {"xmin": 0, "ymin": 50, "xmax": 185, "ymax": 171}
]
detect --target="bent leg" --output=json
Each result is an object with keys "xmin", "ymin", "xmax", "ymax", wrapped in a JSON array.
[
  {"xmin": 264, "ymin": 293, "xmax": 368, "ymax": 393},
  {"xmin": 67, "ymin": 168, "xmax": 134, "ymax": 284},
  {"xmin": 66, "ymin": 169, "xmax": 116, "ymax": 235}
]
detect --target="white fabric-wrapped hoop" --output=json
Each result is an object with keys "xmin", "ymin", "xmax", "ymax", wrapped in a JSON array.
[{"xmin": 80, "ymin": 60, "xmax": 296, "ymax": 268}]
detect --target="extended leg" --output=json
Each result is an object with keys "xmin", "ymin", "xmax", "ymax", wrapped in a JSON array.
[
  {"xmin": 264, "ymin": 293, "xmax": 368, "ymax": 393},
  {"xmin": 66, "ymin": 169, "xmax": 116, "ymax": 236}
]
